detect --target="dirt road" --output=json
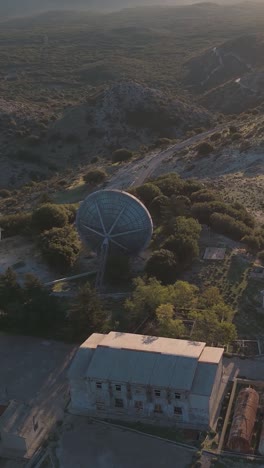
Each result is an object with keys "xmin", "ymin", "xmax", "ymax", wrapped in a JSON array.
[{"xmin": 109, "ymin": 126, "xmax": 223, "ymax": 190}]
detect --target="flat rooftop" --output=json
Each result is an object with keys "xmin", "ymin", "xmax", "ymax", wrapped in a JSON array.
[
  {"xmin": 99, "ymin": 332, "xmax": 206, "ymax": 358},
  {"xmin": 204, "ymin": 247, "xmax": 226, "ymax": 261}
]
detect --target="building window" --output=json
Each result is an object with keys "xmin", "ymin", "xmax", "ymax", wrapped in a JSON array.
[
  {"xmin": 96, "ymin": 382, "xmax": 102, "ymax": 389},
  {"xmin": 174, "ymin": 406, "xmax": 182, "ymax": 415},
  {"xmin": 175, "ymin": 393, "xmax": 181, "ymax": 399},
  {"xmin": 115, "ymin": 398, "xmax": 124, "ymax": 408},
  {"xmin": 115, "ymin": 384, "xmax": 121, "ymax": 392},
  {"xmin": 154, "ymin": 389, "xmax": 161, "ymax": 397},
  {"xmin": 134, "ymin": 400, "xmax": 143, "ymax": 410},
  {"xmin": 154, "ymin": 404, "xmax": 163, "ymax": 414},
  {"xmin": 96, "ymin": 401, "xmax": 105, "ymax": 410}
]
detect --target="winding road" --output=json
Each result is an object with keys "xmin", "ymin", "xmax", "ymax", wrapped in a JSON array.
[{"xmin": 109, "ymin": 125, "xmax": 224, "ymax": 190}]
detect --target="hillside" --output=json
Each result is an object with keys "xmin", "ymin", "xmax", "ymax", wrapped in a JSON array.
[
  {"xmin": 185, "ymin": 33, "xmax": 264, "ymax": 113},
  {"xmin": 1, "ymin": 3, "xmax": 264, "ymax": 186},
  {"xmin": 0, "ymin": 82, "xmax": 212, "ymax": 188}
]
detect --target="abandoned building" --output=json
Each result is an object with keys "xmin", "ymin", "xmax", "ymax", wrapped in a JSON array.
[{"xmin": 68, "ymin": 331, "xmax": 224, "ymax": 429}]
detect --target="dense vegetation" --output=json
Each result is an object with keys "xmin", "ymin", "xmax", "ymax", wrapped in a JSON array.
[
  {"xmin": 130, "ymin": 173, "xmax": 263, "ymax": 285},
  {"xmin": 125, "ymin": 277, "xmax": 237, "ymax": 345},
  {"xmin": 0, "ymin": 269, "xmax": 107, "ymax": 341}
]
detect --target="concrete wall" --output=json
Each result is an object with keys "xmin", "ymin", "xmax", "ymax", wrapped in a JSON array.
[
  {"xmin": 188, "ymin": 394, "xmax": 209, "ymax": 425},
  {"xmin": 69, "ymin": 377, "xmax": 211, "ymax": 426},
  {"xmin": 209, "ymin": 358, "xmax": 223, "ymax": 425}
]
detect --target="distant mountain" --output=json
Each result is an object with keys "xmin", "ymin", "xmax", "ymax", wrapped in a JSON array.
[
  {"xmin": 0, "ymin": 0, "xmax": 187, "ymax": 17},
  {"xmin": 0, "ymin": 0, "xmax": 239, "ymax": 18}
]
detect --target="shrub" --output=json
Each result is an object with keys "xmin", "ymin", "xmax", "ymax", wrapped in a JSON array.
[
  {"xmin": 83, "ymin": 169, "xmax": 107, "ymax": 185},
  {"xmin": 169, "ymin": 195, "xmax": 191, "ymax": 217},
  {"xmin": 0, "ymin": 189, "xmax": 11, "ymax": 198},
  {"xmin": 156, "ymin": 138, "xmax": 173, "ymax": 146},
  {"xmin": 32, "ymin": 204, "xmax": 69, "ymax": 232},
  {"xmin": 164, "ymin": 235, "xmax": 199, "ymax": 267},
  {"xmin": 195, "ymin": 141, "xmax": 214, "ymax": 156},
  {"xmin": 145, "ymin": 249, "xmax": 178, "ymax": 284},
  {"xmin": 149, "ymin": 195, "xmax": 170, "ymax": 219},
  {"xmin": 39, "ymin": 225, "xmax": 81, "ymax": 271},
  {"xmin": 191, "ymin": 201, "xmax": 254, "ymax": 227},
  {"xmin": 210, "ymin": 132, "xmax": 222, "ymax": 141},
  {"xmin": 62, "ymin": 204, "xmax": 78, "ymax": 223},
  {"xmin": 242, "ymin": 235, "xmax": 263, "ymax": 252},
  {"xmin": 210, "ymin": 213, "xmax": 250, "ymax": 241},
  {"xmin": 152, "ymin": 173, "xmax": 184, "ymax": 197},
  {"xmin": 181, "ymin": 179, "xmax": 204, "ymax": 195},
  {"xmin": 190, "ymin": 189, "xmax": 218, "ymax": 203},
  {"xmin": 0, "ymin": 213, "xmax": 32, "ymax": 237},
  {"xmin": 229, "ymin": 125, "xmax": 238, "ymax": 133},
  {"xmin": 132, "ymin": 183, "xmax": 162, "ymax": 208},
  {"xmin": 112, "ymin": 148, "xmax": 133, "ymax": 163}
]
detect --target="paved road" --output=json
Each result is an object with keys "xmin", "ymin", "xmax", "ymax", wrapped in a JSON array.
[
  {"xmin": 109, "ymin": 126, "xmax": 224, "ymax": 190},
  {"xmin": 57, "ymin": 417, "xmax": 193, "ymax": 468}
]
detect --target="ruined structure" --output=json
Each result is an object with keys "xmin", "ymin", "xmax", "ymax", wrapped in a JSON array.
[{"xmin": 68, "ymin": 331, "xmax": 224, "ymax": 429}]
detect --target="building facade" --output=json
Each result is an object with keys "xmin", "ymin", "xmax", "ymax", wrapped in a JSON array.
[{"xmin": 68, "ymin": 332, "xmax": 224, "ymax": 429}]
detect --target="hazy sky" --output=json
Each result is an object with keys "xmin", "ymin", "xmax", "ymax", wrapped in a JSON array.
[{"xmin": 0, "ymin": 0, "xmax": 254, "ymax": 18}]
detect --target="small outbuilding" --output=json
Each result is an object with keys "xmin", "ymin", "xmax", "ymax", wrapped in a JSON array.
[
  {"xmin": 227, "ymin": 387, "xmax": 259, "ymax": 453},
  {"xmin": 203, "ymin": 248, "xmax": 226, "ymax": 261},
  {"xmin": 0, "ymin": 401, "xmax": 40, "ymax": 455}
]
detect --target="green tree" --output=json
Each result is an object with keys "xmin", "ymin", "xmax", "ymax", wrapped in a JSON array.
[
  {"xmin": 169, "ymin": 195, "xmax": 191, "ymax": 217},
  {"xmin": 153, "ymin": 173, "xmax": 184, "ymax": 197},
  {"xmin": 199, "ymin": 286, "xmax": 223, "ymax": 308},
  {"xmin": 132, "ymin": 183, "xmax": 162, "ymax": 208},
  {"xmin": 196, "ymin": 141, "xmax": 214, "ymax": 156},
  {"xmin": 149, "ymin": 194, "xmax": 170, "ymax": 220},
  {"xmin": 163, "ymin": 217, "xmax": 201, "ymax": 267},
  {"xmin": 32, "ymin": 203, "xmax": 69, "ymax": 232},
  {"xmin": 21, "ymin": 274, "xmax": 65, "ymax": 336},
  {"xmin": 83, "ymin": 169, "xmax": 107, "ymax": 185},
  {"xmin": 156, "ymin": 303, "xmax": 186, "ymax": 338},
  {"xmin": 68, "ymin": 283, "xmax": 108, "ymax": 342},
  {"xmin": 169, "ymin": 281, "xmax": 199, "ymax": 310},
  {"xmin": 145, "ymin": 249, "xmax": 178, "ymax": 284},
  {"xmin": 0, "ymin": 268, "xmax": 21, "ymax": 308},
  {"xmin": 39, "ymin": 225, "xmax": 81, "ymax": 271},
  {"xmin": 164, "ymin": 235, "xmax": 199, "ymax": 267},
  {"xmin": 215, "ymin": 321, "xmax": 237, "ymax": 345},
  {"xmin": 125, "ymin": 277, "xmax": 169, "ymax": 324},
  {"xmin": 112, "ymin": 148, "xmax": 133, "ymax": 163}
]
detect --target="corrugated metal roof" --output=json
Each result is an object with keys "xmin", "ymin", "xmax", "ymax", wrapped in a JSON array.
[
  {"xmin": 87, "ymin": 346, "xmax": 199, "ymax": 390},
  {"xmin": 68, "ymin": 333, "xmax": 105, "ymax": 380}
]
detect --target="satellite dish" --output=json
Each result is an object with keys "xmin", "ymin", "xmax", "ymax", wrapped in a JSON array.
[
  {"xmin": 77, "ymin": 189, "xmax": 153, "ymax": 255},
  {"xmin": 76, "ymin": 190, "xmax": 153, "ymax": 290}
]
